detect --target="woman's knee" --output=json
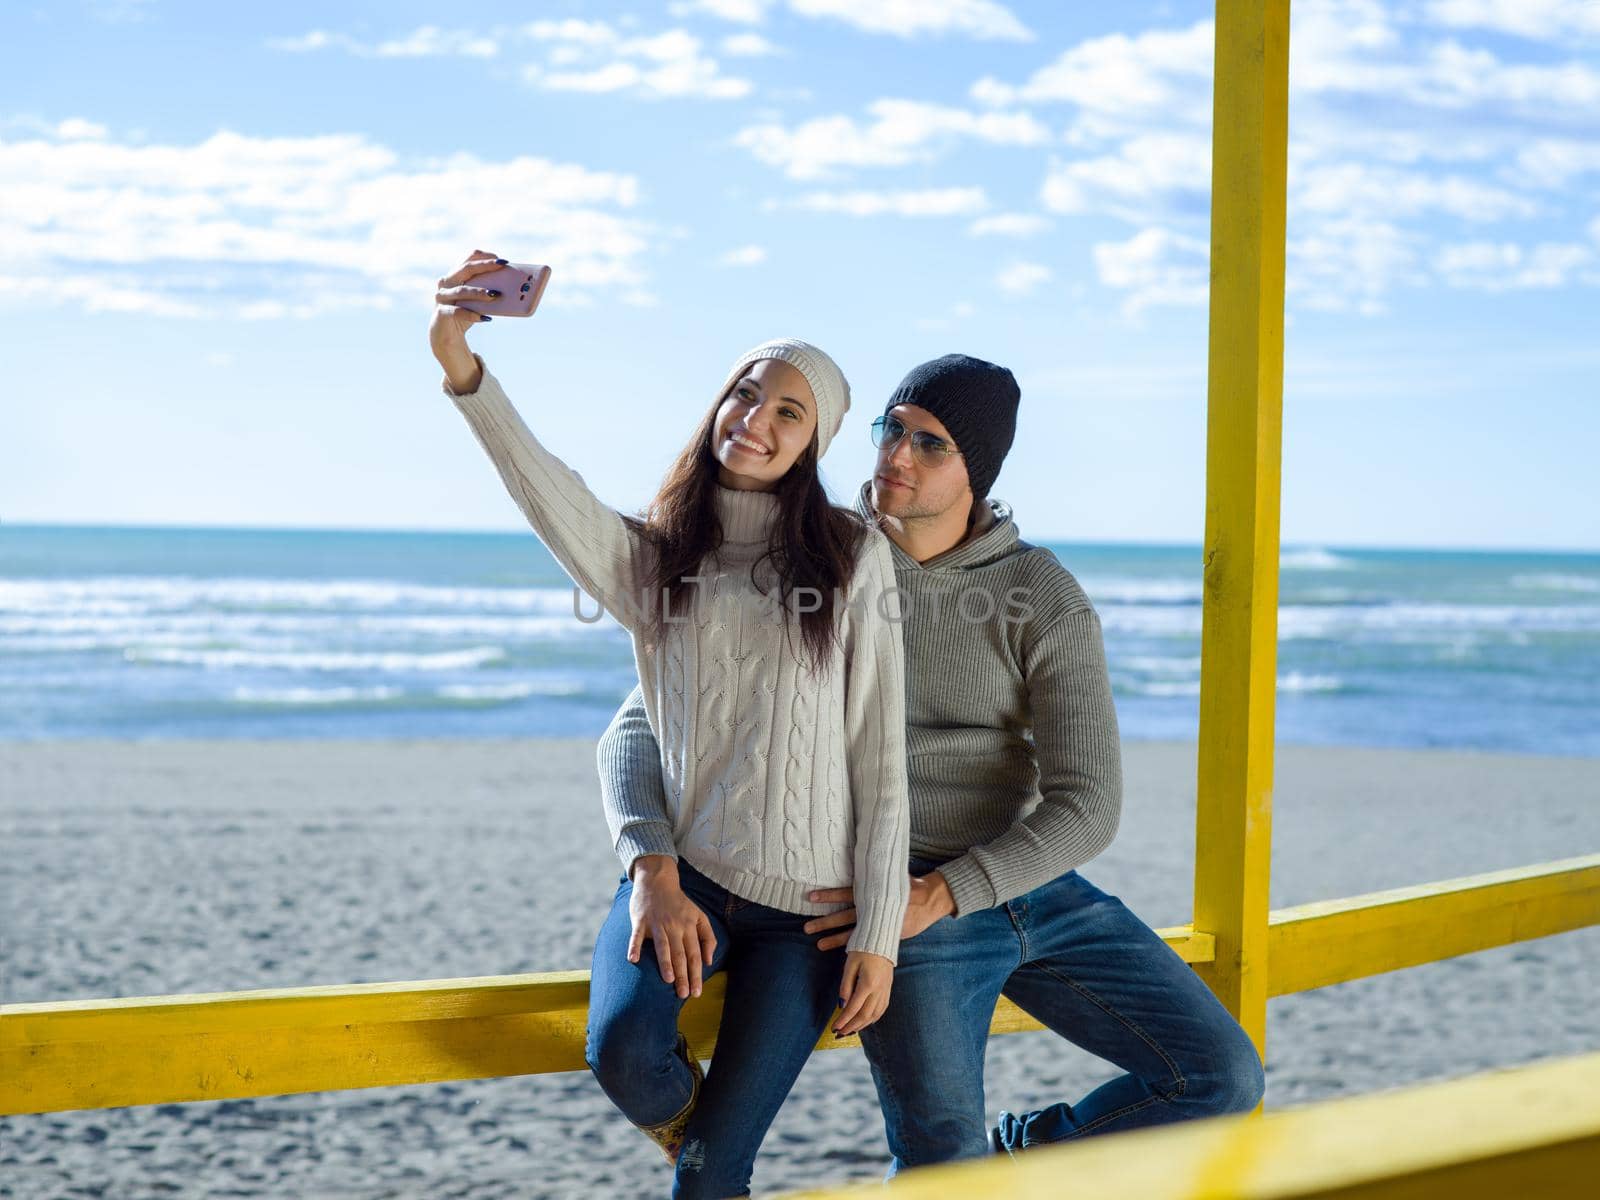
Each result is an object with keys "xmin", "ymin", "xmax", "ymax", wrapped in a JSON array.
[{"xmin": 584, "ymin": 1010, "xmax": 657, "ymax": 1093}]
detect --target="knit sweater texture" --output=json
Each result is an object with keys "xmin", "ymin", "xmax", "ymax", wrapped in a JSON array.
[
  {"xmin": 445, "ymin": 360, "xmax": 911, "ymax": 960},
  {"xmin": 598, "ymin": 480, "xmax": 1123, "ymax": 919}
]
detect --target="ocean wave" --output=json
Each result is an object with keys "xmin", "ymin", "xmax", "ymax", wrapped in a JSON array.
[
  {"xmin": 127, "ymin": 646, "xmax": 506, "ymax": 671},
  {"xmin": 0, "ymin": 576, "xmax": 587, "ymax": 616},
  {"xmin": 1280, "ymin": 548, "xmax": 1355, "ymax": 570},
  {"xmin": 1078, "ymin": 577, "xmax": 1203, "ymax": 605},
  {"xmin": 1511, "ymin": 573, "xmax": 1600, "ymax": 594},
  {"xmin": 1101, "ymin": 601, "xmax": 1600, "ymax": 640},
  {"xmin": 436, "ymin": 680, "xmax": 584, "ymax": 702},
  {"xmin": 1123, "ymin": 672, "xmax": 1343, "ymax": 697},
  {"xmin": 1277, "ymin": 671, "xmax": 1343, "ymax": 693},
  {"xmin": 230, "ymin": 685, "xmax": 405, "ymax": 706},
  {"xmin": 0, "ymin": 611, "xmax": 619, "ymax": 652},
  {"xmin": 1122, "ymin": 655, "xmax": 1203, "ymax": 673}
]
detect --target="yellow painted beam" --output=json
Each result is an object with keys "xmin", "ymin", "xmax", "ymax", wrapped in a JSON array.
[
  {"xmin": 1193, "ymin": 0, "xmax": 1292, "ymax": 1055},
  {"xmin": 1267, "ymin": 855, "xmax": 1600, "ymax": 997},
  {"xmin": 778, "ymin": 1048, "xmax": 1600, "ymax": 1199},
  {"xmin": 0, "ymin": 929, "xmax": 1212, "ymax": 1115}
]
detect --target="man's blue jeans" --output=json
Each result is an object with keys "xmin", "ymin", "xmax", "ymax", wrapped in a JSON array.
[
  {"xmin": 585, "ymin": 860, "xmax": 847, "ymax": 1199},
  {"xmin": 860, "ymin": 859, "xmax": 1265, "ymax": 1172}
]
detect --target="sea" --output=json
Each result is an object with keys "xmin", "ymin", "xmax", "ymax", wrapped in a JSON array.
[{"xmin": 2, "ymin": 523, "xmax": 1597, "ymax": 755}]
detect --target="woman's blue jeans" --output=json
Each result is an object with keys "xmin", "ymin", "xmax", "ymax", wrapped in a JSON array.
[
  {"xmin": 860, "ymin": 859, "xmax": 1266, "ymax": 1173},
  {"xmin": 585, "ymin": 859, "xmax": 846, "ymax": 1199}
]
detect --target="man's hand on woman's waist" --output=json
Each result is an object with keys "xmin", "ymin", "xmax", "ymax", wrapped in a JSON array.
[{"xmin": 804, "ymin": 871, "xmax": 956, "ymax": 951}]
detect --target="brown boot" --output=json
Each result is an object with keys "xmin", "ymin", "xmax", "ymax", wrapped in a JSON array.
[{"xmin": 634, "ymin": 1033, "xmax": 704, "ymax": 1164}]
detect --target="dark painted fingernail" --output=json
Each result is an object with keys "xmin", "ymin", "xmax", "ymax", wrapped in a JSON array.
[
  {"xmin": 479, "ymin": 314, "xmax": 493, "ymax": 322},
  {"xmin": 487, "ymin": 290, "xmax": 502, "ymax": 298},
  {"xmin": 495, "ymin": 258, "xmax": 508, "ymax": 264}
]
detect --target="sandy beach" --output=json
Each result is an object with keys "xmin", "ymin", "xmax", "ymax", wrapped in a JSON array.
[{"xmin": 3, "ymin": 737, "xmax": 1597, "ymax": 1199}]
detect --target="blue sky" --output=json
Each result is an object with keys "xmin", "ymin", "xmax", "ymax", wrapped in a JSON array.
[{"xmin": 2, "ymin": 0, "xmax": 1598, "ymax": 550}]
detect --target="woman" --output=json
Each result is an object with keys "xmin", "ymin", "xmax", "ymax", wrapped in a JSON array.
[{"xmin": 430, "ymin": 250, "xmax": 909, "ymax": 1198}]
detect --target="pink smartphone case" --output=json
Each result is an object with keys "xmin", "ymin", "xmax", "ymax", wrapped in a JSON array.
[{"xmin": 458, "ymin": 263, "xmax": 552, "ymax": 317}]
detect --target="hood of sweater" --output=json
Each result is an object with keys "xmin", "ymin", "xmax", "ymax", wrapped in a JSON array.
[
  {"xmin": 853, "ymin": 480, "xmax": 1022, "ymax": 573},
  {"xmin": 714, "ymin": 483, "xmax": 780, "ymax": 545}
]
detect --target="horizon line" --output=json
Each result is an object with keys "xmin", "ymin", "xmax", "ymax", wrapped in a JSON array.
[{"xmin": 3, "ymin": 519, "xmax": 1598, "ymax": 559}]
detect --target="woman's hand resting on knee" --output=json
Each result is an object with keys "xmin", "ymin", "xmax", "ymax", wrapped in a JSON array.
[
  {"xmin": 628, "ymin": 856, "xmax": 717, "ymax": 1001},
  {"xmin": 834, "ymin": 952, "xmax": 893, "ymax": 1037}
]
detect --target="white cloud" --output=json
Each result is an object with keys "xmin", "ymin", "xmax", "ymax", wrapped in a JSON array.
[
  {"xmin": 0, "ymin": 124, "xmax": 651, "ymax": 319},
  {"xmin": 968, "ymin": 213, "xmax": 1052, "ymax": 237},
  {"xmin": 268, "ymin": 26, "xmax": 499, "ymax": 58},
  {"xmin": 721, "ymin": 32, "xmax": 783, "ymax": 56},
  {"xmin": 789, "ymin": 0, "xmax": 1032, "ymax": 41},
  {"xmin": 1514, "ymin": 138, "xmax": 1600, "ymax": 188},
  {"xmin": 995, "ymin": 261, "xmax": 1052, "ymax": 295},
  {"xmin": 916, "ymin": 300, "xmax": 978, "ymax": 331},
  {"xmin": 1092, "ymin": 227, "xmax": 1210, "ymax": 315},
  {"xmin": 1434, "ymin": 240, "xmax": 1595, "ymax": 289},
  {"xmin": 672, "ymin": 0, "xmax": 774, "ymax": 22},
  {"xmin": 1424, "ymin": 0, "xmax": 1600, "ymax": 41},
  {"xmin": 1040, "ymin": 134, "xmax": 1212, "ymax": 220},
  {"xmin": 270, "ymin": 20, "xmax": 753, "ymax": 101},
  {"xmin": 1294, "ymin": 162, "xmax": 1537, "ymax": 221},
  {"xmin": 785, "ymin": 187, "xmax": 989, "ymax": 216},
  {"xmin": 971, "ymin": 21, "xmax": 1212, "ymax": 129},
  {"xmin": 734, "ymin": 99, "xmax": 1050, "ymax": 180},
  {"xmin": 718, "ymin": 244, "xmax": 768, "ymax": 266},
  {"xmin": 1287, "ymin": 218, "xmax": 1423, "ymax": 314},
  {"xmin": 525, "ymin": 29, "xmax": 752, "ymax": 100},
  {"xmin": 675, "ymin": 0, "xmax": 1030, "ymax": 39},
  {"xmin": 522, "ymin": 20, "xmax": 621, "ymax": 45}
]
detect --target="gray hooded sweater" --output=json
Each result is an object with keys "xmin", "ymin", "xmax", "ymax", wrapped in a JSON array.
[{"xmin": 599, "ymin": 481, "xmax": 1123, "ymax": 917}]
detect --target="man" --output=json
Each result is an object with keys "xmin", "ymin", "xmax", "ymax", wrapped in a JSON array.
[{"xmin": 597, "ymin": 355, "xmax": 1264, "ymax": 1172}]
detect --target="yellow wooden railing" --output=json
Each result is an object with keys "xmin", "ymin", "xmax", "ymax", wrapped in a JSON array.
[
  {"xmin": 5, "ymin": 857, "xmax": 1595, "ymax": 1116},
  {"xmin": 3, "ymin": 2, "xmax": 1597, "ymax": 1194},
  {"xmin": 780, "ymin": 1049, "xmax": 1600, "ymax": 1199}
]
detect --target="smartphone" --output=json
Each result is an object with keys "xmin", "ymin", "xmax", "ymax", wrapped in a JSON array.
[{"xmin": 457, "ymin": 263, "xmax": 552, "ymax": 317}]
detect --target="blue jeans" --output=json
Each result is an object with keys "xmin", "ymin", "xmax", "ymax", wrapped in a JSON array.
[
  {"xmin": 860, "ymin": 859, "xmax": 1265, "ymax": 1173},
  {"xmin": 585, "ymin": 860, "xmax": 847, "ymax": 1199}
]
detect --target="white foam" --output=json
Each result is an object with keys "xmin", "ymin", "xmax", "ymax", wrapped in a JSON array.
[
  {"xmin": 127, "ymin": 646, "xmax": 506, "ymax": 671},
  {"xmin": 230, "ymin": 685, "xmax": 404, "ymax": 706},
  {"xmin": 1281, "ymin": 548, "xmax": 1355, "ymax": 570},
  {"xmin": 0, "ymin": 576, "xmax": 585, "ymax": 616},
  {"xmin": 1511, "ymin": 573, "xmax": 1600, "ymax": 594},
  {"xmin": 1078, "ymin": 577, "xmax": 1203, "ymax": 604},
  {"xmin": 1277, "ymin": 671, "xmax": 1343, "ymax": 693},
  {"xmin": 436, "ymin": 680, "xmax": 583, "ymax": 702},
  {"xmin": 1122, "ymin": 655, "xmax": 1203, "ymax": 673}
]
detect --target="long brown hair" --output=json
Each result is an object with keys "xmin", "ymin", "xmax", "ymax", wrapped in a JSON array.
[{"xmin": 625, "ymin": 387, "xmax": 868, "ymax": 675}]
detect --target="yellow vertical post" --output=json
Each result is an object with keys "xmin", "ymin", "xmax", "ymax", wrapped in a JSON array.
[{"xmin": 1191, "ymin": 0, "xmax": 1291, "ymax": 1067}]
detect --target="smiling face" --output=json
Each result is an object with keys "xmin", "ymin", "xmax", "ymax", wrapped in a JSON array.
[
  {"xmin": 870, "ymin": 403, "xmax": 973, "ymax": 521},
  {"xmin": 710, "ymin": 358, "xmax": 818, "ymax": 491}
]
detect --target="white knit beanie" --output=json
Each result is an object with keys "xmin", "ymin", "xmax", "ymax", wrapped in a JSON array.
[{"xmin": 716, "ymin": 338, "xmax": 851, "ymax": 458}]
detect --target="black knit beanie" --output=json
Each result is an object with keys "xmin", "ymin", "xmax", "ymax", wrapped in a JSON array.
[{"xmin": 884, "ymin": 354, "xmax": 1020, "ymax": 499}]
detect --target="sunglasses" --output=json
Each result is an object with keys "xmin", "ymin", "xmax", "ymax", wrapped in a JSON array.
[{"xmin": 870, "ymin": 415, "xmax": 962, "ymax": 469}]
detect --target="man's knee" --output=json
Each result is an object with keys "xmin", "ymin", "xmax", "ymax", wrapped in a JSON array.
[{"xmin": 1184, "ymin": 1028, "xmax": 1265, "ymax": 1116}]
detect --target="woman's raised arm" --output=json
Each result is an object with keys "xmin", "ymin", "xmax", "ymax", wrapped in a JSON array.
[{"xmin": 430, "ymin": 250, "xmax": 648, "ymax": 624}]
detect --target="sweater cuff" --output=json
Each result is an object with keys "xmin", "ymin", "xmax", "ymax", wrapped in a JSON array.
[
  {"xmin": 615, "ymin": 823, "xmax": 678, "ymax": 875},
  {"xmin": 846, "ymin": 888, "xmax": 908, "ymax": 965},
  {"xmin": 936, "ymin": 854, "xmax": 998, "ymax": 917},
  {"xmin": 441, "ymin": 352, "xmax": 491, "ymax": 398}
]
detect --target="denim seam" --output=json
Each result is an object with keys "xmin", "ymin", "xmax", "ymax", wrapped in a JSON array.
[
  {"xmin": 1023, "ymin": 959, "xmax": 1188, "ymax": 1142},
  {"xmin": 1005, "ymin": 904, "xmax": 1030, "ymax": 961}
]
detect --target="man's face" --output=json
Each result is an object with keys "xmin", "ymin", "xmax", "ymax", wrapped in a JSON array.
[{"xmin": 870, "ymin": 403, "xmax": 973, "ymax": 522}]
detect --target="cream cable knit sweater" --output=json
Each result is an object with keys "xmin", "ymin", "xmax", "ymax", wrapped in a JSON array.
[{"xmin": 444, "ymin": 359, "xmax": 910, "ymax": 961}]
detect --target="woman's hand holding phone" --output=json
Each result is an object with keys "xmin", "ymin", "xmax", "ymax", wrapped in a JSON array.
[{"xmin": 430, "ymin": 248, "xmax": 552, "ymax": 394}]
